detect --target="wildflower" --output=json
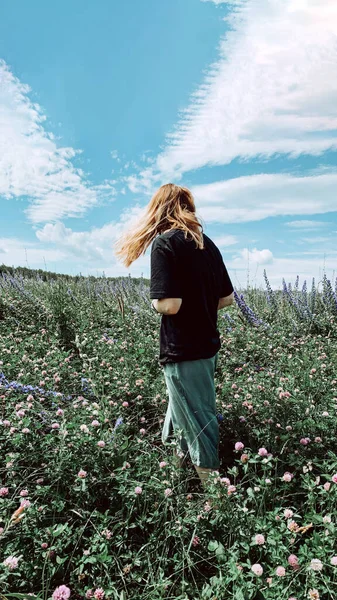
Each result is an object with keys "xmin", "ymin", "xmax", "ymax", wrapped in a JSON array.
[
  {"xmin": 192, "ymin": 535, "xmax": 200, "ymax": 546},
  {"xmin": 77, "ymin": 470, "xmax": 87, "ymax": 478},
  {"xmin": 255, "ymin": 534, "xmax": 265, "ymax": 545},
  {"xmin": 41, "ymin": 543, "xmax": 48, "ymax": 549},
  {"xmin": 330, "ymin": 556, "xmax": 337, "ymax": 566},
  {"xmin": 164, "ymin": 488, "xmax": 173, "ymax": 497},
  {"xmin": 220, "ymin": 477, "xmax": 231, "ymax": 486},
  {"xmin": 122, "ymin": 401, "xmax": 129, "ymax": 407},
  {"xmin": 85, "ymin": 591, "xmax": 93, "ymax": 599},
  {"xmin": 159, "ymin": 461, "xmax": 167, "ymax": 468},
  {"xmin": 308, "ymin": 589, "xmax": 320, "ymax": 600},
  {"xmin": 241, "ymin": 453, "xmax": 249, "ymax": 463},
  {"xmin": 93, "ymin": 589, "xmax": 105, "ymax": 600},
  {"xmin": 332, "ymin": 474, "xmax": 337, "ymax": 484},
  {"xmin": 135, "ymin": 486, "xmax": 142, "ymax": 494},
  {"xmin": 56, "ymin": 408, "xmax": 64, "ymax": 416},
  {"xmin": 235, "ymin": 442, "xmax": 244, "ymax": 451},
  {"xmin": 0, "ymin": 487, "xmax": 9, "ymax": 497},
  {"xmin": 284, "ymin": 509, "xmax": 293, "ymax": 518},
  {"xmin": 300, "ymin": 437, "xmax": 310, "ymax": 445},
  {"xmin": 283, "ymin": 472, "xmax": 293, "ymax": 482},
  {"xmin": 288, "ymin": 520, "xmax": 299, "ymax": 532},
  {"xmin": 228, "ymin": 485, "xmax": 236, "ymax": 495},
  {"xmin": 91, "ymin": 420, "xmax": 99, "ymax": 427},
  {"xmin": 258, "ymin": 448, "xmax": 268, "ymax": 456},
  {"xmin": 251, "ymin": 563, "xmax": 263, "ymax": 576},
  {"xmin": 139, "ymin": 428, "xmax": 146, "ymax": 435},
  {"xmin": 324, "ymin": 482, "xmax": 331, "ymax": 491},
  {"xmin": 97, "ymin": 440, "xmax": 105, "ymax": 448},
  {"xmin": 22, "ymin": 427, "xmax": 30, "ymax": 433},
  {"xmin": 309, "ymin": 558, "xmax": 323, "ymax": 571},
  {"xmin": 3, "ymin": 556, "xmax": 20, "ymax": 570},
  {"xmin": 52, "ymin": 586, "xmax": 71, "ymax": 600},
  {"xmin": 102, "ymin": 529, "xmax": 112, "ymax": 539},
  {"xmin": 20, "ymin": 489, "xmax": 29, "ymax": 497},
  {"xmin": 323, "ymin": 515, "xmax": 331, "ymax": 523},
  {"xmin": 276, "ymin": 566, "xmax": 286, "ymax": 576},
  {"xmin": 288, "ymin": 554, "xmax": 299, "ymax": 567},
  {"xmin": 80, "ymin": 424, "xmax": 90, "ymax": 433}
]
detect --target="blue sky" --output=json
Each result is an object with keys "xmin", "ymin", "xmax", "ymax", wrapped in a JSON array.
[{"xmin": 1, "ymin": 0, "xmax": 336, "ymax": 290}]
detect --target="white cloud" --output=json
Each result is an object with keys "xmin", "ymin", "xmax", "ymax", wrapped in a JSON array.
[
  {"xmin": 286, "ymin": 220, "xmax": 328, "ymax": 229},
  {"xmin": 192, "ymin": 172, "xmax": 337, "ymax": 223},
  {"xmin": 234, "ymin": 247, "xmax": 274, "ymax": 265},
  {"xmin": 136, "ymin": 0, "xmax": 337, "ymax": 183},
  {"xmin": 35, "ymin": 204, "xmax": 148, "ymax": 263},
  {"xmin": 227, "ymin": 253, "xmax": 336, "ymax": 290},
  {"xmin": 0, "ymin": 237, "xmax": 66, "ymax": 269},
  {"xmin": 0, "ymin": 60, "xmax": 116, "ymax": 223},
  {"xmin": 212, "ymin": 234, "xmax": 238, "ymax": 247}
]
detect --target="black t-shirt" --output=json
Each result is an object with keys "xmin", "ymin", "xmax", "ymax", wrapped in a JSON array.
[{"xmin": 150, "ymin": 229, "xmax": 234, "ymax": 365}]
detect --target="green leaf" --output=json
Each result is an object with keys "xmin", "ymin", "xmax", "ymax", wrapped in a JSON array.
[
  {"xmin": 53, "ymin": 523, "xmax": 67, "ymax": 537},
  {"xmin": 215, "ymin": 542, "xmax": 225, "ymax": 557},
  {"xmin": 208, "ymin": 540, "xmax": 219, "ymax": 552}
]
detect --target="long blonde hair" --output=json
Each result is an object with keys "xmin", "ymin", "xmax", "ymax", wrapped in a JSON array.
[{"xmin": 113, "ymin": 183, "xmax": 204, "ymax": 268}]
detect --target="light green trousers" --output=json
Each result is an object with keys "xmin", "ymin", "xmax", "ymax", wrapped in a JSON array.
[{"xmin": 162, "ymin": 352, "xmax": 220, "ymax": 470}]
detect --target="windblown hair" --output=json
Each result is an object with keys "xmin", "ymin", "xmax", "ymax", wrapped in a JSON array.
[{"xmin": 113, "ymin": 183, "xmax": 204, "ymax": 268}]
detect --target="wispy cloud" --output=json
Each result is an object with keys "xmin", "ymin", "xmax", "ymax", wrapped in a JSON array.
[
  {"xmin": 192, "ymin": 172, "xmax": 337, "ymax": 223},
  {"xmin": 134, "ymin": 0, "xmax": 337, "ymax": 184},
  {"xmin": 0, "ymin": 60, "xmax": 116, "ymax": 223},
  {"xmin": 286, "ymin": 220, "xmax": 329, "ymax": 229},
  {"xmin": 202, "ymin": 0, "xmax": 232, "ymax": 4},
  {"xmin": 298, "ymin": 236, "xmax": 333, "ymax": 245}
]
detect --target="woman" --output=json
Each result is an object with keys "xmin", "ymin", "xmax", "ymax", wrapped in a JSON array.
[{"xmin": 114, "ymin": 183, "xmax": 234, "ymax": 486}]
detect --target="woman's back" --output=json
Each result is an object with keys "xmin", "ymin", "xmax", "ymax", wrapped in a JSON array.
[{"xmin": 150, "ymin": 229, "xmax": 233, "ymax": 364}]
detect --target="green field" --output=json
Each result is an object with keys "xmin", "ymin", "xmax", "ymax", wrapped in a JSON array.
[{"xmin": 0, "ymin": 268, "xmax": 337, "ymax": 600}]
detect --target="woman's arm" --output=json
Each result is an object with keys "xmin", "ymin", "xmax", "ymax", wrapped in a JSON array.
[{"xmin": 152, "ymin": 298, "xmax": 182, "ymax": 315}]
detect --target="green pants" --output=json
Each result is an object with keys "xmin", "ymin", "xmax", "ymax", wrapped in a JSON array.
[{"xmin": 162, "ymin": 352, "xmax": 220, "ymax": 470}]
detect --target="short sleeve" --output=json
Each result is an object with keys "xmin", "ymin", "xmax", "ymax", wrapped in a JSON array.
[
  {"xmin": 150, "ymin": 237, "xmax": 183, "ymax": 299},
  {"xmin": 219, "ymin": 259, "xmax": 234, "ymax": 298}
]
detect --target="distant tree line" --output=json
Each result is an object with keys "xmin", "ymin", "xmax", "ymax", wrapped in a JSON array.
[{"xmin": 0, "ymin": 264, "xmax": 150, "ymax": 285}]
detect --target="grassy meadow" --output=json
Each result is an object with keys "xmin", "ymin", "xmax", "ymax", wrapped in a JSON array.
[{"xmin": 0, "ymin": 268, "xmax": 337, "ymax": 600}]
